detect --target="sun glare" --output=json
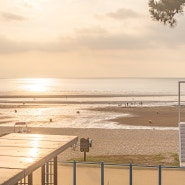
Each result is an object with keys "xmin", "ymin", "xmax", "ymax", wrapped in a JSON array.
[
  {"xmin": 24, "ymin": 138, "xmax": 40, "ymax": 163},
  {"xmin": 21, "ymin": 78, "xmax": 53, "ymax": 93}
]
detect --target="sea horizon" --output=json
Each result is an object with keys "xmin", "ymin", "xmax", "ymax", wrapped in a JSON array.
[
  {"xmin": 0, "ymin": 77, "xmax": 185, "ymax": 95},
  {"xmin": 0, "ymin": 77, "xmax": 185, "ymax": 104}
]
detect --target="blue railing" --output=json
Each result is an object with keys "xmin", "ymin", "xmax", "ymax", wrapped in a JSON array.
[{"xmin": 58, "ymin": 161, "xmax": 185, "ymax": 185}]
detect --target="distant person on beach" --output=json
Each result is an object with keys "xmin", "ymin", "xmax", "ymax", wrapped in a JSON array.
[{"xmin": 139, "ymin": 101, "xmax": 143, "ymax": 106}]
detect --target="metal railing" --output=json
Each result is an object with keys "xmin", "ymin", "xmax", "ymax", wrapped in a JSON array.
[{"xmin": 58, "ymin": 161, "xmax": 185, "ymax": 185}]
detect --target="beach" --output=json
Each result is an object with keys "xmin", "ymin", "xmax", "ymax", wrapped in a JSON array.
[
  {"xmin": 0, "ymin": 104, "xmax": 181, "ymax": 161},
  {"xmin": 34, "ymin": 127, "xmax": 179, "ymax": 161},
  {"xmin": 88, "ymin": 105, "xmax": 185, "ymax": 127},
  {"xmin": 0, "ymin": 115, "xmax": 179, "ymax": 163},
  {"xmin": 0, "ymin": 102, "xmax": 182, "ymax": 184}
]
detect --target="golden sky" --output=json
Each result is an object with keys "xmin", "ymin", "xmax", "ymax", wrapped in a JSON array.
[{"xmin": 0, "ymin": 0, "xmax": 185, "ymax": 78}]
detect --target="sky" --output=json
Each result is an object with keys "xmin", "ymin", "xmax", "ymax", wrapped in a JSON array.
[{"xmin": 0, "ymin": 0, "xmax": 185, "ymax": 78}]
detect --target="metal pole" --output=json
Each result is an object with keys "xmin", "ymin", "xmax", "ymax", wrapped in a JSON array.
[
  {"xmin": 101, "ymin": 162, "xmax": 104, "ymax": 185},
  {"xmin": 28, "ymin": 173, "xmax": 33, "ymax": 185},
  {"xmin": 46, "ymin": 162, "xmax": 49, "ymax": 185},
  {"xmin": 158, "ymin": 165, "xmax": 162, "ymax": 185},
  {"xmin": 129, "ymin": 163, "xmax": 132, "ymax": 185},
  {"xmin": 179, "ymin": 81, "xmax": 181, "ymax": 123},
  {"xmin": 41, "ymin": 164, "xmax": 45, "ymax": 185},
  {"xmin": 73, "ymin": 160, "xmax": 76, "ymax": 185},
  {"xmin": 84, "ymin": 151, "xmax": 86, "ymax": 161},
  {"xmin": 178, "ymin": 81, "xmax": 185, "ymax": 123},
  {"xmin": 54, "ymin": 156, "xmax": 58, "ymax": 185}
]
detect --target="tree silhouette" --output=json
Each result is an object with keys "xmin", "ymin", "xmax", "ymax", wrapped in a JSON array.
[{"xmin": 149, "ymin": 0, "xmax": 185, "ymax": 27}]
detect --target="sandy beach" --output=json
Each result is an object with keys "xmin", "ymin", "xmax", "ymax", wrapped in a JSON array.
[
  {"xmin": 0, "ymin": 104, "xmax": 182, "ymax": 184},
  {"xmin": 0, "ymin": 126, "xmax": 179, "ymax": 162},
  {"xmin": 0, "ymin": 104, "xmax": 181, "ymax": 164}
]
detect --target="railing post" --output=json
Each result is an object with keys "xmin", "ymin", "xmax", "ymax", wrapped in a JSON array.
[
  {"xmin": 101, "ymin": 162, "xmax": 104, "ymax": 185},
  {"xmin": 129, "ymin": 162, "xmax": 132, "ymax": 185},
  {"xmin": 158, "ymin": 165, "xmax": 162, "ymax": 185},
  {"xmin": 73, "ymin": 160, "xmax": 76, "ymax": 185},
  {"xmin": 46, "ymin": 162, "xmax": 49, "ymax": 185},
  {"xmin": 41, "ymin": 164, "xmax": 45, "ymax": 185},
  {"xmin": 54, "ymin": 156, "xmax": 58, "ymax": 185},
  {"xmin": 28, "ymin": 173, "xmax": 33, "ymax": 185}
]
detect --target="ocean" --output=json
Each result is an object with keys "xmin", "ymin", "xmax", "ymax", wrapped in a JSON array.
[
  {"xmin": 0, "ymin": 78, "xmax": 184, "ymax": 129},
  {"xmin": 0, "ymin": 78, "xmax": 184, "ymax": 96}
]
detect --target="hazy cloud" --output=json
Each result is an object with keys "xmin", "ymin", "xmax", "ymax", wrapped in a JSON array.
[
  {"xmin": 21, "ymin": 2, "xmax": 34, "ymax": 8},
  {"xmin": 0, "ymin": 36, "xmax": 74, "ymax": 54},
  {"xmin": 106, "ymin": 8, "xmax": 140, "ymax": 19},
  {"xmin": 13, "ymin": 0, "xmax": 40, "ymax": 9},
  {"xmin": 0, "ymin": 25, "xmax": 185, "ymax": 54},
  {"xmin": 0, "ymin": 37, "xmax": 33, "ymax": 53},
  {"xmin": 75, "ymin": 27, "xmax": 107, "ymax": 36},
  {"xmin": 74, "ymin": 34, "xmax": 154, "ymax": 50},
  {"xmin": 1, "ymin": 12, "xmax": 27, "ymax": 21}
]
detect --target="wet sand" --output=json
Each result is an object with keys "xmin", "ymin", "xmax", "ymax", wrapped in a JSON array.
[{"xmin": 88, "ymin": 105, "xmax": 185, "ymax": 127}]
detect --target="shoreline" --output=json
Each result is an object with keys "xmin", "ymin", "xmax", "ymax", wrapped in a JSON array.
[
  {"xmin": 0, "ymin": 104, "xmax": 184, "ymax": 128},
  {"xmin": 0, "ymin": 93, "xmax": 179, "ymax": 106},
  {"xmin": 0, "ymin": 93, "xmax": 178, "ymax": 98}
]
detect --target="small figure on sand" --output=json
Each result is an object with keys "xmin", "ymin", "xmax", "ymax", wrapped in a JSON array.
[{"xmin": 139, "ymin": 101, "xmax": 143, "ymax": 106}]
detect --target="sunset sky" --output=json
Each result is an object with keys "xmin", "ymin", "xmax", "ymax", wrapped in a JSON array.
[{"xmin": 0, "ymin": 0, "xmax": 185, "ymax": 78}]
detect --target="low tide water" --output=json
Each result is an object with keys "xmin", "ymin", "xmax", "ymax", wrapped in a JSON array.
[{"xmin": 0, "ymin": 78, "xmax": 184, "ymax": 129}]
